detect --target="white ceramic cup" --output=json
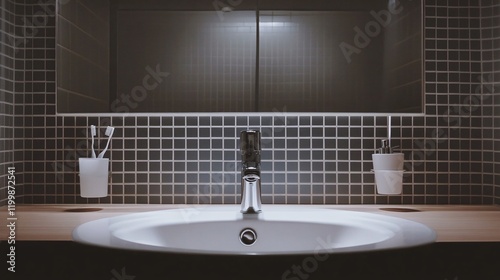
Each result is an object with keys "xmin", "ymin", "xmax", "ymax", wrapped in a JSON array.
[
  {"xmin": 79, "ymin": 158, "xmax": 109, "ymax": 198},
  {"xmin": 374, "ymin": 170, "xmax": 404, "ymax": 195},
  {"xmin": 372, "ymin": 153, "xmax": 404, "ymax": 170}
]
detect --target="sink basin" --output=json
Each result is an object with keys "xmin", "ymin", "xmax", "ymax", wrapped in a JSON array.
[{"xmin": 72, "ymin": 205, "xmax": 435, "ymax": 255}]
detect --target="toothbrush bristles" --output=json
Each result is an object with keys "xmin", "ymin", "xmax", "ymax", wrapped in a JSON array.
[
  {"xmin": 105, "ymin": 126, "xmax": 114, "ymax": 136},
  {"xmin": 97, "ymin": 126, "xmax": 115, "ymax": 158}
]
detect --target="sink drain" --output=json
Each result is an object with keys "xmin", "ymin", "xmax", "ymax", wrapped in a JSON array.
[
  {"xmin": 379, "ymin": 207, "xmax": 421, "ymax": 213},
  {"xmin": 64, "ymin": 208, "xmax": 103, "ymax": 213},
  {"xmin": 239, "ymin": 228, "xmax": 257, "ymax": 246}
]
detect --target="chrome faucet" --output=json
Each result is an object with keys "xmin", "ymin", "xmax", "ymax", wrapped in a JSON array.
[{"xmin": 240, "ymin": 130, "xmax": 262, "ymax": 214}]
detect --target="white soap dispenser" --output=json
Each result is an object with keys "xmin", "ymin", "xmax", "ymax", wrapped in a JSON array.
[
  {"xmin": 372, "ymin": 139, "xmax": 404, "ymax": 170},
  {"xmin": 377, "ymin": 139, "xmax": 392, "ymax": 154},
  {"xmin": 372, "ymin": 139, "xmax": 405, "ymax": 194}
]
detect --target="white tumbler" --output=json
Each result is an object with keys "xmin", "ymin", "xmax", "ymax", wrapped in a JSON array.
[
  {"xmin": 372, "ymin": 153, "xmax": 405, "ymax": 195},
  {"xmin": 79, "ymin": 158, "xmax": 109, "ymax": 198}
]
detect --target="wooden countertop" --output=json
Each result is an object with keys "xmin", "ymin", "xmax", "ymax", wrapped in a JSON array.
[{"xmin": 1, "ymin": 204, "xmax": 500, "ymax": 242}]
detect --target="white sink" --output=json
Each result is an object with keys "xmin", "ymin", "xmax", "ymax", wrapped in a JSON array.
[{"xmin": 72, "ymin": 205, "xmax": 435, "ymax": 255}]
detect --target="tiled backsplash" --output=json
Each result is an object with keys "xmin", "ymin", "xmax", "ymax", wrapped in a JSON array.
[
  {"xmin": 0, "ymin": 0, "xmax": 499, "ymax": 206},
  {"xmin": 0, "ymin": 0, "xmax": 16, "ymax": 206},
  {"xmin": 481, "ymin": 0, "xmax": 500, "ymax": 205}
]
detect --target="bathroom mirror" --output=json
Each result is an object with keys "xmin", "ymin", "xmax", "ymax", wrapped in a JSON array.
[{"xmin": 56, "ymin": 0, "xmax": 422, "ymax": 113}]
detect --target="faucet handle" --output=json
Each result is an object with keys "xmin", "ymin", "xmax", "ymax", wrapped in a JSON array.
[
  {"xmin": 240, "ymin": 130, "xmax": 261, "ymax": 154},
  {"xmin": 240, "ymin": 130, "xmax": 261, "ymax": 171}
]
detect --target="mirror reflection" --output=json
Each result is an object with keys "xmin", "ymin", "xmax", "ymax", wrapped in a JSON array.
[{"xmin": 56, "ymin": 0, "xmax": 422, "ymax": 113}]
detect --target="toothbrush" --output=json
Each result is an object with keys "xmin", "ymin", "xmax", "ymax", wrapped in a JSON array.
[
  {"xmin": 90, "ymin": 125, "xmax": 97, "ymax": 158},
  {"xmin": 97, "ymin": 126, "xmax": 115, "ymax": 158},
  {"xmin": 387, "ymin": 116, "xmax": 392, "ymax": 148}
]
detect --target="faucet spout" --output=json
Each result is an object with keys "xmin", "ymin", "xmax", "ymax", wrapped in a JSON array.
[
  {"xmin": 240, "ymin": 130, "xmax": 262, "ymax": 214},
  {"xmin": 241, "ymin": 174, "xmax": 262, "ymax": 214}
]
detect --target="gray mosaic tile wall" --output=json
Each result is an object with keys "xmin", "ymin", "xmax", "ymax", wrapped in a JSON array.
[
  {"xmin": 480, "ymin": 0, "xmax": 500, "ymax": 205},
  {"xmin": 495, "ymin": 1, "xmax": 500, "ymax": 206},
  {"xmin": 3, "ymin": 0, "xmax": 499, "ymax": 205},
  {"xmin": 0, "ymin": 0, "xmax": 17, "ymax": 207}
]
